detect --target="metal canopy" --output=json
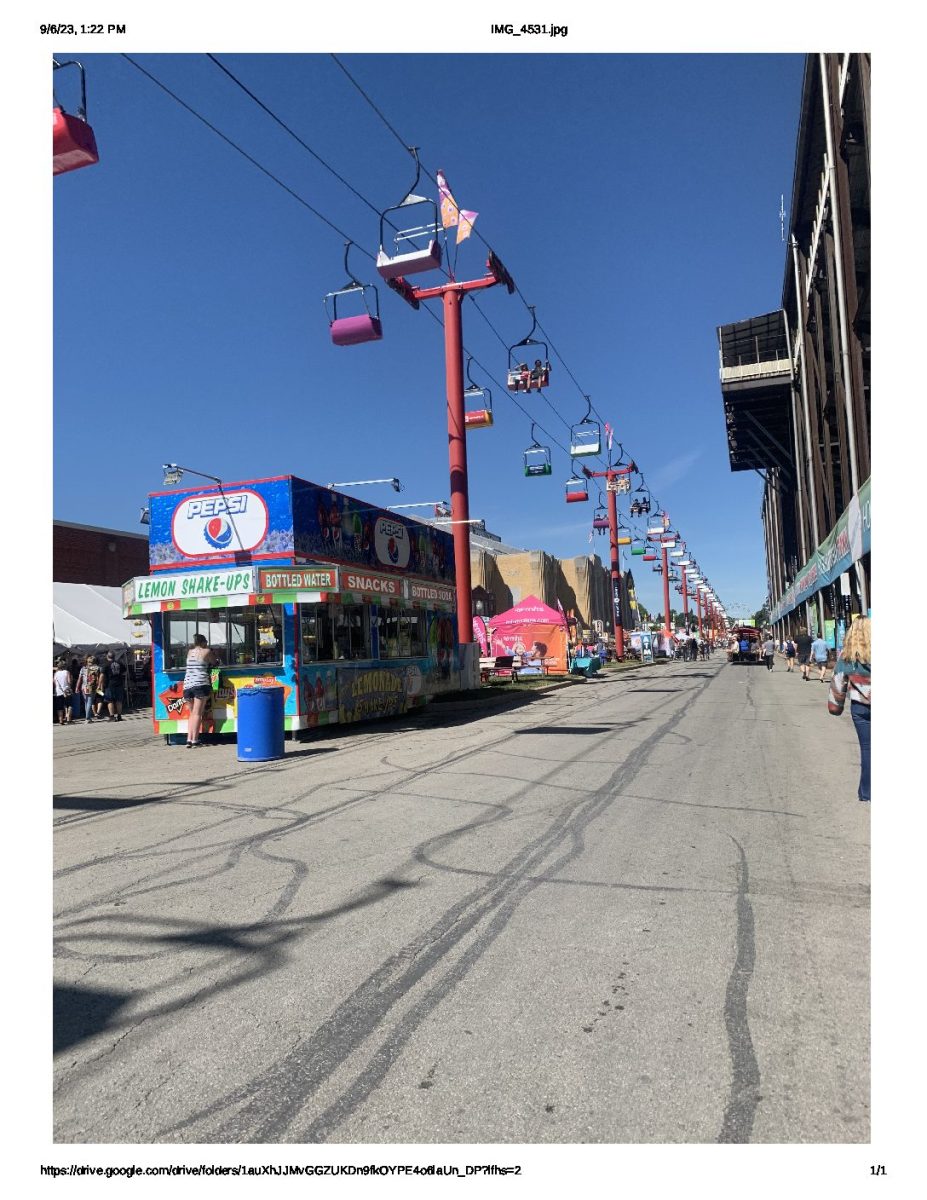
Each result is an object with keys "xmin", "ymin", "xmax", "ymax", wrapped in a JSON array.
[{"xmin": 718, "ymin": 312, "xmax": 794, "ymax": 474}]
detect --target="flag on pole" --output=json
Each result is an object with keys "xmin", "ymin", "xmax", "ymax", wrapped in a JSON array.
[
  {"xmin": 456, "ymin": 209, "xmax": 478, "ymax": 244},
  {"xmin": 436, "ymin": 170, "xmax": 459, "ymax": 228},
  {"xmin": 436, "ymin": 169, "xmax": 478, "ymax": 241},
  {"xmin": 604, "ymin": 422, "xmax": 614, "ymax": 451}
]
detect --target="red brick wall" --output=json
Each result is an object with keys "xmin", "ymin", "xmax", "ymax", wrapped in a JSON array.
[{"xmin": 54, "ymin": 523, "xmax": 150, "ymax": 587}]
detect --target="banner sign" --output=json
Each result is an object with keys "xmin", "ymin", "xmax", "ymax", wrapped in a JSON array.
[
  {"xmin": 148, "ymin": 475, "xmax": 455, "ymax": 586},
  {"xmin": 259, "ymin": 567, "xmax": 338, "ymax": 591},
  {"xmin": 124, "ymin": 569, "xmax": 257, "ymax": 614},
  {"xmin": 291, "ymin": 478, "xmax": 455, "ymax": 584},
  {"xmin": 341, "ymin": 569, "xmax": 404, "ymax": 599},
  {"xmin": 409, "ymin": 579, "xmax": 456, "ymax": 606},
  {"xmin": 770, "ymin": 478, "xmax": 870, "ymax": 623}
]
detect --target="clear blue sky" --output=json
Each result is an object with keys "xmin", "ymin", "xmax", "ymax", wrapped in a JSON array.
[{"xmin": 53, "ymin": 52, "xmax": 804, "ymax": 618}]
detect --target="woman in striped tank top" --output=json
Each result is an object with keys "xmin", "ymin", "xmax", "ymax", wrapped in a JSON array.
[{"xmin": 183, "ymin": 634, "xmax": 219, "ymax": 748}]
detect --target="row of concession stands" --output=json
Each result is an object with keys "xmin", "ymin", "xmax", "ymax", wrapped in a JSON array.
[{"xmin": 124, "ymin": 474, "xmax": 474, "ymax": 739}]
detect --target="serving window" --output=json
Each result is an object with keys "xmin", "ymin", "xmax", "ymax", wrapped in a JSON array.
[
  {"xmin": 299, "ymin": 603, "xmax": 370, "ymax": 661},
  {"xmin": 164, "ymin": 605, "xmax": 284, "ymax": 668},
  {"xmin": 376, "ymin": 610, "xmax": 426, "ymax": 658}
]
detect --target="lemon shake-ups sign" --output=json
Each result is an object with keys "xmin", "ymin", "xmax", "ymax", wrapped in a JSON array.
[{"xmin": 123, "ymin": 569, "xmax": 257, "ymax": 614}]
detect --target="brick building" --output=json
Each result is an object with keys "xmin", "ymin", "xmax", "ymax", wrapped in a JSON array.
[{"xmin": 54, "ymin": 521, "xmax": 150, "ymax": 587}]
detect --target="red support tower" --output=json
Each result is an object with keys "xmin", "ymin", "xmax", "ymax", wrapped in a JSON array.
[{"xmin": 408, "ymin": 253, "xmax": 514, "ymax": 645}]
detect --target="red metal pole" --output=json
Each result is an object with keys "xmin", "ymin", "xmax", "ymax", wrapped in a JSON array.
[
  {"xmin": 443, "ymin": 288, "xmax": 473, "ymax": 644},
  {"xmin": 696, "ymin": 590, "xmax": 703, "ymax": 639},
  {"xmin": 606, "ymin": 482, "xmax": 625, "ymax": 659},
  {"xmin": 661, "ymin": 543, "xmax": 671, "ymax": 637},
  {"xmin": 681, "ymin": 564, "xmax": 689, "ymax": 632}
]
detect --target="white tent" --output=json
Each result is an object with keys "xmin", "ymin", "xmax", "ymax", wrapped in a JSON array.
[{"xmin": 53, "ymin": 583, "xmax": 151, "ymax": 649}]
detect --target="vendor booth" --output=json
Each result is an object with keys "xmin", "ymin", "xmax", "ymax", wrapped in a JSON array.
[
  {"xmin": 488, "ymin": 596, "xmax": 569, "ymax": 675},
  {"xmin": 124, "ymin": 475, "xmax": 471, "ymax": 740}
]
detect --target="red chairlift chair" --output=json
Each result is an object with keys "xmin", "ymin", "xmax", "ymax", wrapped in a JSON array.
[
  {"xmin": 53, "ymin": 60, "xmax": 99, "ymax": 175},
  {"xmin": 565, "ymin": 476, "xmax": 590, "ymax": 503},
  {"xmin": 463, "ymin": 358, "xmax": 493, "ymax": 428}
]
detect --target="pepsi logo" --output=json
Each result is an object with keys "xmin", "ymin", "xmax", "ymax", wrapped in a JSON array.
[
  {"xmin": 204, "ymin": 517, "xmax": 234, "ymax": 549},
  {"xmin": 374, "ymin": 517, "xmax": 409, "ymax": 569},
  {"xmin": 171, "ymin": 489, "xmax": 269, "ymax": 558}
]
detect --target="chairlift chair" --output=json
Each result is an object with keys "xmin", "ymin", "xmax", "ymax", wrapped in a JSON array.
[
  {"xmin": 565, "ymin": 476, "xmax": 590, "ymax": 503},
  {"xmin": 570, "ymin": 397, "xmax": 601, "ymax": 458},
  {"xmin": 463, "ymin": 358, "xmax": 493, "ymax": 428},
  {"xmin": 324, "ymin": 243, "xmax": 383, "ymax": 346},
  {"xmin": 592, "ymin": 503, "xmax": 609, "ymax": 533},
  {"xmin": 523, "ymin": 425, "xmax": 552, "ymax": 476},
  {"xmin": 376, "ymin": 149, "xmax": 443, "ymax": 280},
  {"xmin": 508, "ymin": 307, "xmax": 551, "ymax": 393},
  {"xmin": 642, "ymin": 553, "xmax": 657, "ymax": 562},
  {"xmin": 53, "ymin": 60, "xmax": 99, "ymax": 175}
]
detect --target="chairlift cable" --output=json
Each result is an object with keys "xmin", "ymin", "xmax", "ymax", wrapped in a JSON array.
[
  {"xmin": 122, "ymin": 55, "xmax": 363, "ymax": 249},
  {"xmin": 127, "ymin": 54, "xmax": 672, "ymax": 537}
]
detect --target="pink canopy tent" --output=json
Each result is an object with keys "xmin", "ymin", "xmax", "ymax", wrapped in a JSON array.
[{"xmin": 489, "ymin": 595, "xmax": 570, "ymax": 674}]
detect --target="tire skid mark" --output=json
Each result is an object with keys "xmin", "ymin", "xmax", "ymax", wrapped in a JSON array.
[
  {"xmin": 716, "ymin": 837, "xmax": 761, "ymax": 1143},
  {"xmin": 159, "ymin": 669, "xmax": 716, "ymax": 1142}
]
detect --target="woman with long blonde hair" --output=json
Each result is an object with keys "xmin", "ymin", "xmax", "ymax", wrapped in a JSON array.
[{"xmin": 828, "ymin": 615, "xmax": 871, "ymax": 802}]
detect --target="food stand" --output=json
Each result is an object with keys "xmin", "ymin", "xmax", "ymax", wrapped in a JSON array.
[{"xmin": 123, "ymin": 474, "xmax": 469, "ymax": 740}]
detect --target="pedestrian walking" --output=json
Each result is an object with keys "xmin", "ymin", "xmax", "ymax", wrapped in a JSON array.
[
  {"xmin": 78, "ymin": 655, "xmax": 100, "ymax": 722},
  {"xmin": 794, "ymin": 627, "xmax": 813, "ymax": 680},
  {"xmin": 183, "ymin": 633, "xmax": 219, "ymax": 748},
  {"xmin": 101, "ymin": 651, "xmax": 126, "ymax": 721},
  {"xmin": 784, "ymin": 636, "xmax": 796, "ymax": 672},
  {"xmin": 53, "ymin": 658, "xmax": 73, "ymax": 726},
  {"xmin": 68, "ymin": 656, "xmax": 82, "ymax": 722},
  {"xmin": 810, "ymin": 632, "xmax": 830, "ymax": 682},
  {"xmin": 762, "ymin": 635, "xmax": 775, "ymax": 670},
  {"xmin": 827, "ymin": 615, "xmax": 871, "ymax": 802}
]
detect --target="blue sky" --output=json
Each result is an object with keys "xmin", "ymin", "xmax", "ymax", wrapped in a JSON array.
[{"xmin": 53, "ymin": 51, "xmax": 804, "ymax": 618}]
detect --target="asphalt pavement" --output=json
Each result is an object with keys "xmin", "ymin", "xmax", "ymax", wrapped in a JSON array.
[{"xmin": 52, "ymin": 654, "xmax": 869, "ymax": 1144}]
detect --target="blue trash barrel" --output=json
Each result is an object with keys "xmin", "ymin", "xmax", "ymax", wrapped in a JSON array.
[{"xmin": 237, "ymin": 685, "xmax": 285, "ymax": 762}]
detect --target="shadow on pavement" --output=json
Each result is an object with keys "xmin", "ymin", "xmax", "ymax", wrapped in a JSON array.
[
  {"xmin": 54, "ymin": 984, "xmax": 132, "ymax": 1054},
  {"xmin": 53, "ymin": 795, "xmax": 164, "ymax": 813}
]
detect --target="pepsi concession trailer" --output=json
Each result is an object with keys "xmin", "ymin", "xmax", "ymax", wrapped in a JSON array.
[{"xmin": 121, "ymin": 475, "xmax": 469, "ymax": 740}]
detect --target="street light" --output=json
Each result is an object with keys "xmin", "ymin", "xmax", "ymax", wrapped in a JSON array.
[
  {"xmin": 328, "ymin": 477, "xmax": 403, "ymax": 493},
  {"xmin": 162, "ymin": 463, "xmax": 223, "ymax": 486},
  {"xmin": 388, "ymin": 501, "xmax": 449, "ymax": 513}
]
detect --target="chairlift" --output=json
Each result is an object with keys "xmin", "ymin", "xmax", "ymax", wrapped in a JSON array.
[
  {"xmin": 653, "ymin": 562, "xmax": 664, "ymax": 574},
  {"xmin": 570, "ymin": 396, "xmax": 601, "ymax": 458},
  {"xmin": 324, "ymin": 242, "xmax": 383, "ymax": 346},
  {"xmin": 463, "ymin": 358, "xmax": 493, "ymax": 429},
  {"xmin": 592, "ymin": 501, "xmax": 609, "ymax": 532},
  {"xmin": 53, "ymin": 59, "xmax": 99, "ymax": 175},
  {"xmin": 630, "ymin": 540, "xmax": 646, "ymax": 555},
  {"xmin": 376, "ymin": 148, "xmax": 443, "ymax": 280},
  {"xmin": 507, "ymin": 307, "xmax": 551, "ymax": 393},
  {"xmin": 642, "ymin": 552, "xmax": 657, "ymax": 562},
  {"xmin": 523, "ymin": 424, "xmax": 552, "ymax": 476},
  {"xmin": 565, "ymin": 475, "xmax": 590, "ymax": 503}
]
